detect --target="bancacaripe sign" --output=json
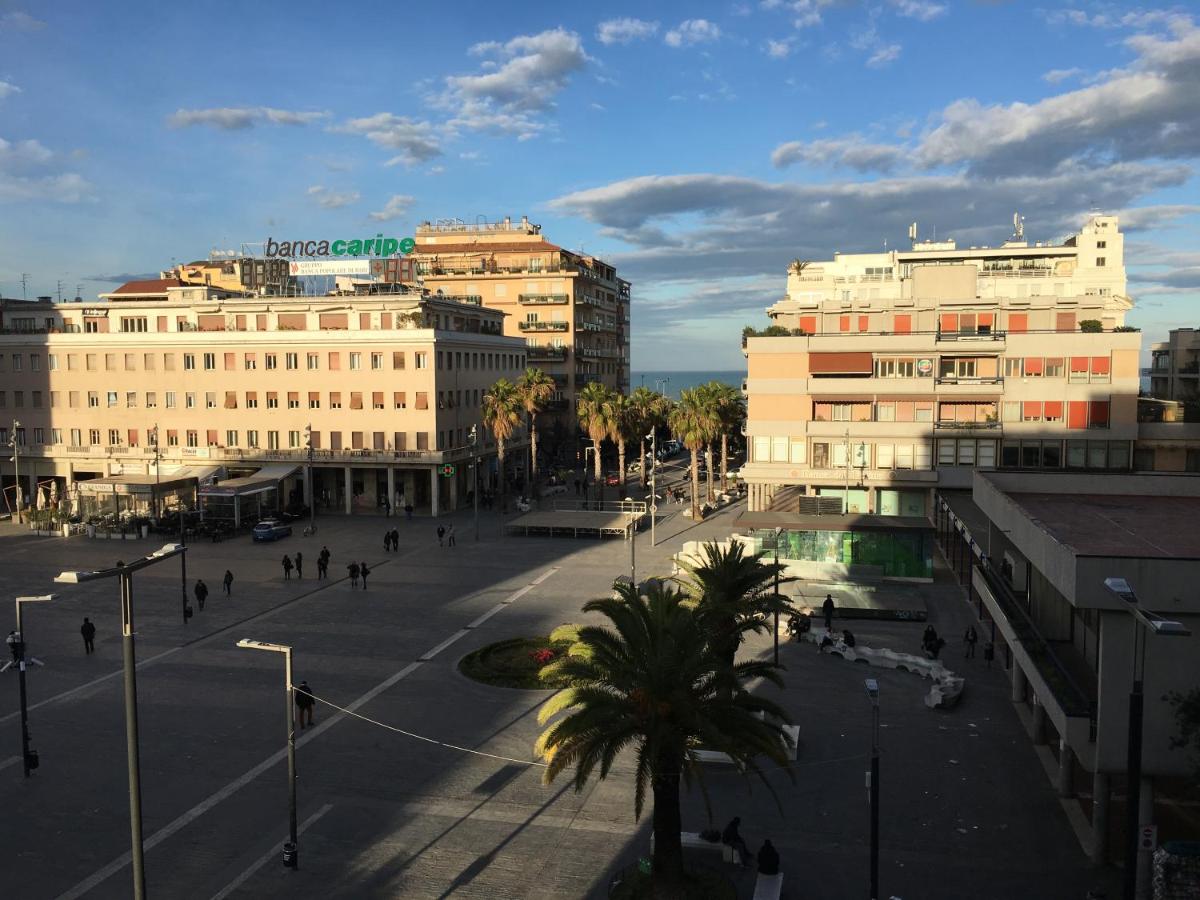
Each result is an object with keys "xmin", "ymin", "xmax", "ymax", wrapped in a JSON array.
[{"xmin": 264, "ymin": 235, "xmax": 416, "ymax": 258}]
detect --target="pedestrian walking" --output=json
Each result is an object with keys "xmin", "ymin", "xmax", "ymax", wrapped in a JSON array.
[
  {"xmin": 194, "ymin": 579, "xmax": 209, "ymax": 611},
  {"xmin": 223, "ymin": 570, "xmax": 233, "ymax": 597},
  {"xmin": 964, "ymin": 624, "xmax": 979, "ymax": 658},
  {"xmin": 7, "ymin": 629, "xmax": 21, "ymax": 662},
  {"xmin": 447, "ymin": 524, "xmax": 456, "ymax": 547},
  {"xmin": 360, "ymin": 562, "xmax": 369, "ymax": 590},
  {"xmin": 383, "ymin": 530, "xmax": 392, "ymax": 552},
  {"xmin": 294, "ymin": 551, "xmax": 303, "ymax": 579},
  {"xmin": 437, "ymin": 525, "xmax": 445, "ymax": 547},
  {"xmin": 822, "ymin": 594, "xmax": 835, "ymax": 632},
  {"xmin": 405, "ymin": 503, "xmax": 413, "ymax": 521},
  {"xmin": 983, "ymin": 641, "xmax": 995, "ymax": 668},
  {"xmin": 721, "ymin": 817, "xmax": 752, "ymax": 869},
  {"xmin": 282, "ymin": 555, "xmax": 293, "ymax": 580},
  {"xmin": 319, "ymin": 546, "xmax": 331, "ymax": 579},
  {"xmin": 573, "ymin": 477, "xmax": 581, "ymax": 496},
  {"xmin": 347, "ymin": 561, "xmax": 360, "ymax": 588},
  {"xmin": 81, "ymin": 617, "xmax": 96, "ymax": 654},
  {"xmin": 294, "ymin": 680, "xmax": 315, "ymax": 729},
  {"xmin": 390, "ymin": 528, "xmax": 399, "ymax": 551}
]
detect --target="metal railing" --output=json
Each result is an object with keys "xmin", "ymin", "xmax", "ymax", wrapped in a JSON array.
[
  {"xmin": 518, "ymin": 294, "xmax": 569, "ymax": 305},
  {"xmin": 527, "ymin": 345, "xmax": 568, "ymax": 360},
  {"xmin": 935, "ymin": 375, "xmax": 1005, "ymax": 386},
  {"xmin": 935, "ymin": 330, "xmax": 1007, "ymax": 341},
  {"xmin": 518, "ymin": 321, "xmax": 569, "ymax": 332},
  {"xmin": 933, "ymin": 420, "xmax": 1000, "ymax": 429}
]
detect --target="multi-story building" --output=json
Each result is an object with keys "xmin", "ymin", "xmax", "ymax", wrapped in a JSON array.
[
  {"xmin": 740, "ymin": 214, "xmax": 1138, "ymax": 569},
  {"xmin": 171, "ymin": 255, "xmax": 299, "ymax": 296},
  {"xmin": 0, "ymin": 286, "xmax": 527, "ymax": 521},
  {"xmin": 413, "ymin": 217, "xmax": 630, "ymax": 420},
  {"xmin": 1149, "ymin": 327, "xmax": 1200, "ymax": 403}
]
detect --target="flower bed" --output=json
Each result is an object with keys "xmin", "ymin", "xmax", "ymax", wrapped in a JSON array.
[{"xmin": 458, "ymin": 636, "xmax": 572, "ymax": 690}]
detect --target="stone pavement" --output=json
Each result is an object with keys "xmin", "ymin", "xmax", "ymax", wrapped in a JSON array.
[{"xmin": 0, "ymin": 486, "xmax": 1118, "ymax": 899}]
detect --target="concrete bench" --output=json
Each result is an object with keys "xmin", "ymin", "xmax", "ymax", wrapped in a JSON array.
[
  {"xmin": 650, "ymin": 831, "xmax": 740, "ymax": 864},
  {"xmin": 752, "ymin": 873, "xmax": 784, "ymax": 900},
  {"xmin": 695, "ymin": 723, "xmax": 799, "ymax": 765}
]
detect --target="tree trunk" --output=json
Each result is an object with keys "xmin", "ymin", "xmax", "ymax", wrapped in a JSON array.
[
  {"xmin": 617, "ymin": 438, "xmax": 626, "ymax": 500},
  {"xmin": 651, "ymin": 766, "xmax": 685, "ymax": 885},
  {"xmin": 523, "ymin": 415, "xmax": 532, "ymax": 502},
  {"xmin": 720, "ymin": 433, "xmax": 729, "ymax": 493},
  {"xmin": 593, "ymin": 437, "xmax": 603, "ymax": 505},
  {"xmin": 530, "ymin": 412, "xmax": 539, "ymax": 483},
  {"xmin": 706, "ymin": 445, "xmax": 715, "ymax": 502},
  {"xmin": 689, "ymin": 448, "xmax": 700, "ymax": 521},
  {"xmin": 498, "ymin": 441, "xmax": 507, "ymax": 513}
]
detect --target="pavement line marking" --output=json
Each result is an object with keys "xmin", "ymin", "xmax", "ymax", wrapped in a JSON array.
[
  {"xmin": 0, "ymin": 755, "xmax": 21, "ymax": 771},
  {"xmin": 531, "ymin": 567, "xmax": 559, "ymax": 585},
  {"xmin": 0, "ymin": 646, "xmax": 183, "ymax": 727},
  {"xmin": 419, "ymin": 630, "xmax": 469, "ymax": 661},
  {"xmin": 465, "ymin": 604, "xmax": 507, "ymax": 630},
  {"xmin": 208, "ymin": 803, "xmax": 333, "ymax": 900},
  {"xmin": 54, "ymin": 565, "xmax": 561, "ymax": 900},
  {"xmin": 55, "ymin": 661, "xmax": 423, "ymax": 900}
]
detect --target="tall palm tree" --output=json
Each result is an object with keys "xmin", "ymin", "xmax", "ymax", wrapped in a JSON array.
[
  {"xmin": 709, "ymin": 382, "xmax": 746, "ymax": 494},
  {"xmin": 677, "ymin": 540, "xmax": 792, "ymax": 670},
  {"xmin": 697, "ymin": 383, "xmax": 723, "ymax": 503},
  {"xmin": 576, "ymin": 382, "xmax": 615, "ymax": 502},
  {"xmin": 608, "ymin": 392, "xmax": 633, "ymax": 499},
  {"xmin": 536, "ymin": 581, "xmax": 793, "ymax": 888},
  {"xmin": 669, "ymin": 388, "xmax": 716, "ymax": 521},
  {"xmin": 628, "ymin": 386, "xmax": 668, "ymax": 491},
  {"xmin": 517, "ymin": 367, "xmax": 556, "ymax": 498},
  {"xmin": 482, "ymin": 379, "xmax": 522, "ymax": 514}
]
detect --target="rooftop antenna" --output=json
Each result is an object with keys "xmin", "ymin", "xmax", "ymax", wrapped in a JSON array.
[
  {"xmin": 1012, "ymin": 212, "xmax": 1025, "ymax": 241},
  {"xmin": 908, "ymin": 222, "xmax": 917, "ymax": 247},
  {"xmin": 56, "ymin": 280, "xmax": 64, "ymax": 302},
  {"xmin": 20, "ymin": 273, "xmax": 29, "ymax": 300}
]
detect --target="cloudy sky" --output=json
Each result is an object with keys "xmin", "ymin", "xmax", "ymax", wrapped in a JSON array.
[{"xmin": 1, "ymin": 1, "xmax": 1198, "ymax": 369}]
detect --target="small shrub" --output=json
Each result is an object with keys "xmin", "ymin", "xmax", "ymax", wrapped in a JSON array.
[
  {"xmin": 1080, "ymin": 319, "xmax": 1103, "ymax": 333},
  {"xmin": 1114, "ymin": 325, "xmax": 1141, "ymax": 332}
]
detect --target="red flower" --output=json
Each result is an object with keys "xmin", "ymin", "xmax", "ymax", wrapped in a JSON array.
[{"xmin": 529, "ymin": 648, "xmax": 556, "ymax": 665}]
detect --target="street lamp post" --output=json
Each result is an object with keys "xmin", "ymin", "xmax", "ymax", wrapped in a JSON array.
[
  {"xmin": 646, "ymin": 429, "xmax": 658, "ymax": 548},
  {"xmin": 468, "ymin": 425, "xmax": 479, "ymax": 541},
  {"xmin": 1103, "ymin": 577, "xmax": 1192, "ymax": 900},
  {"xmin": 237, "ymin": 639, "xmax": 299, "ymax": 869},
  {"xmin": 773, "ymin": 526, "xmax": 782, "ymax": 667},
  {"xmin": 10, "ymin": 418, "xmax": 22, "ymax": 524},
  {"xmin": 14, "ymin": 594, "xmax": 53, "ymax": 777},
  {"xmin": 305, "ymin": 425, "xmax": 315, "ymax": 534},
  {"xmin": 865, "ymin": 678, "xmax": 881, "ymax": 900},
  {"xmin": 623, "ymin": 497, "xmax": 637, "ymax": 587},
  {"xmin": 584, "ymin": 445, "xmax": 599, "ymax": 506},
  {"xmin": 54, "ymin": 543, "xmax": 187, "ymax": 900}
]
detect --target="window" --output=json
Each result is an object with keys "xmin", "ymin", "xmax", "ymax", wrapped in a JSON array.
[
  {"xmin": 1044, "ymin": 357, "xmax": 1064, "ymax": 377},
  {"xmin": 1091, "ymin": 357, "xmax": 1111, "ymax": 382},
  {"xmin": 205, "ymin": 392, "xmax": 216, "ymax": 409},
  {"xmin": 226, "ymin": 430, "xmax": 239, "ymax": 447},
  {"xmin": 309, "ymin": 392, "xmax": 320, "ymax": 409},
  {"xmin": 1096, "ymin": 257, "xmax": 1106, "ymax": 267},
  {"xmin": 1097, "ymin": 240, "xmax": 1106, "ymax": 249},
  {"xmin": 126, "ymin": 391, "xmax": 138, "ymax": 408},
  {"xmin": 392, "ymin": 351, "xmax": 405, "ymax": 370},
  {"xmin": 1069, "ymin": 357, "xmax": 1089, "ymax": 383},
  {"xmin": 246, "ymin": 392, "xmax": 258, "ymax": 409},
  {"xmin": 771, "ymin": 436, "xmax": 788, "ymax": 462},
  {"xmin": 875, "ymin": 357, "xmax": 915, "ymax": 378},
  {"xmin": 186, "ymin": 392, "xmax": 196, "ymax": 409},
  {"xmin": 351, "ymin": 392, "xmax": 364, "ymax": 410},
  {"xmin": 978, "ymin": 441, "xmax": 996, "ymax": 467},
  {"xmin": 394, "ymin": 392, "xmax": 406, "ymax": 409},
  {"xmin": 146, "ymin": 392, "xmax": 157, "ymax": 408},
  {"xmin": 371, "ymin": 352, "xmax": 383, "ymax": 370},
  {"xmin": 288, "ymin": 392, "xmax": 300, "ymax": 409},
  {"xmin": 415, "ymin": 352, "xmax": 428, "ymax": 369},
  {"xmin": 108, "ymin": 429, "xmax": 121, "ymax": 446},
  {"xmin": 247, "ymin": 430, "xmax": 259, "ymax": 448},
  {"xmin": 164, "ymin": 353, "xmax": 175, "ymax": 371},
  {"xmin": 286, "ymin": 352, "xmax": 298, "ymax": 370},
  {"xmin": 896, "ymin": 445, "xmax": 914, "ymax": 469},
  {"xmin": 268, "ymin": 431, "xmax": 280, "ymax": 450},
  {"xmin": 938, "ymin": 440, "xmax": 956, "ymax": 465},
  {"xmin": 877, "ymin": 444, "xmax": 893, "ymax": 468},
  {"xmin": 288, "ymin": 430, "xmax": 302, "ymax": 449},
  {"xmin": 349, "ymin": 352, "xmax": 362, "ymax": 370},
  {"xmin": 330, "ymin": 392, "xmax": 342, "ymax": 409},
  {"xmin": 89, "ymin": 429, "xmax": 102, "ymax": 445},
  {"xmin": 265, "ymin": 353, "xmax": 278, "ymax": 370},
  {"xmin": 415, "ymin": 392, "xmax": 428, "ymax": 410},
  {"xmin": 107, "ymin": 390, "xmax": 118, "ymax": 407},
  {"xmin": 143, "ymin": 353, "xmax": 155, "ymax": 370},
  {"xmin": 372, "ymin": 391, "xmax": 385, "ymax": 410},
  {"xmin": 184, "ymin": 353, "xmax": 196, "ymax": 370},
  {"xmin": 307, "ymin": 353, "xmax": 320, "ymax": 370},
  {"xmin": 245, "ymin": 353, "xmax": 257, "ymax": 370},
  {"xmin": 30, "ymin": 354, "xmax": 41, "ymax": 372},
  {"xmin": 267, "ymin": 392, "xmax": 279, "ymax": 409},
  {"xmin": 166, "ymin": 391, "xmax": 176, "ymax": 409},
  {"xmin": 1056, "ymin": 312, "xmax": 1076, "ymax": 333}
]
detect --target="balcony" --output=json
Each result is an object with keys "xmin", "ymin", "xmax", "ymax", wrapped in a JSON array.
[
  {"xmin": 518, "ymin": 320, "xmax": 569, "ymax": 332},
  {"xmin": 934, "ymin": 419, "xmax": 1000, "ymax": 430},
  {"xmin": 518, "ymin": 294, "xmax": 569, "ymax": 305},
  {"xmin": 934, "ymin": 375, "xmax": 1005, "ymax": 387},
  {"xmin": 935, "ymin": 330, "xmax": 1006, "ymax": 344},
  {"xmin": 577, "ymin": 346, "xmax": 620, "ymax": 359},
  {"xmin": 578, "ymin": 321, "xmax": 617, "ymax": 333},
  {"xmin": 527, "ymin": 345, "xmax": 569, "ymax": 361}
]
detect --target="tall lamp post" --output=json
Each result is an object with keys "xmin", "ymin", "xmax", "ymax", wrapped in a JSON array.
[
  {"xmin": 646, "ymin": 429, "xmax": 658, "ymax": 548},
  {"xmin": 14, "ymin": 594, "xmax": 53, "ymax": 777},
  {"xmin": 865, "ymin": 677, "xmax": 881, "ymax": 900},
  {"xmin": 236, "ymin": 639, "xmax": 299, "ymax": 870},
  {"xmin": 304, "ymin": 424, "xmax": 315, "ymax": 534},
  {"xmin": 54, "ymin": 543, "xmax": 187, "ymax": 900},
  {"xmin": 149, "ymin": 425, "xmax": 161, "ymax": 522},
  {"xmin": 468, "ymin": 425, "xmax": 479, "ymax": 541},
  {"xmin": 9, "ymin": 418, "xmax": 22, "ymax": 524},
  {"xmin": 773, "ymin": 526, "xmax": 783, "ymax": 667},
  {"xmin": 1103, "ymin": 577, "xmax": 1192, "ymax": 900}
]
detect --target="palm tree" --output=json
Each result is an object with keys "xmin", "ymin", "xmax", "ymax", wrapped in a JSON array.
[
  {"xmin": 608, "ymin": 392, "xmax": 633, "ymax": 499},
  {"xmin": 696, "ymin": 383, "xmax": 722, "ymax": 503},
  {"xmin": 536, "ymin": 581, "xmax": 793, "ymax": 888},
  {"xmin": 628, "ymin": 386, "xmax": 668, "ymax": 491},
  {"xmin": 709, "ymin": 382, "xmax": 745, "ymax": 494},
  {"xmin": 677, "ymin": 540, "xmax": 792, "ymax": 670},
  {"xmin": 669, "ymin": 388, "xmax": 717, "ymax": 521},
  {"xmin": 576, "ymin": 382, "xmax": 615, "ymax": 502},
  {"xmin": 517, "ymin": 367, "xmax": 556, "ymax": 498},
  {"xmin": 482, "ymin": 379, "xmax": 523, "ymax": 513}
]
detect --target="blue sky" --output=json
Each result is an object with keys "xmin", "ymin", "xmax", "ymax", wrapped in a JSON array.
[{"xmin": 1, "ymin": 1, "xmax": 1198, "ymax": 370}]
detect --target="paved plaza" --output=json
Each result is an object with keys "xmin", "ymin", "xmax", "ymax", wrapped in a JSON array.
[{"xmin": 0, "ymin": 480, "xmax": 1118, "ymax": 899}]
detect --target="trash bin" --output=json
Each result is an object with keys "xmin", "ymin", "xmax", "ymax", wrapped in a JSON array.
[
  {"xmin": 282, "ymin": 842, "xmax": 297, "ymax": 869},
  {"xmin": 86, "ymin": 524, "xmax": 96, "ymax": 538},
  {"xmin": 62, "ymin": 524, "xmax": 71, "ymax": 538},
  {"xmin": 140, "ymin": 525, "xmax": 149, "ymax": 539}
]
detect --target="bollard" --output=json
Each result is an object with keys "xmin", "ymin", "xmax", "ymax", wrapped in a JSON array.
[{"xmin": 282, "ymin": 841, "xmax": 297, "ymax": 869}]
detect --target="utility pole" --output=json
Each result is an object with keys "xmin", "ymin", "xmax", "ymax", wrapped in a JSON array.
[
  {"xmin": 773, "ymin": 527, "xmax": 782, "ymax": 667},
  {"xmin": 648, "ymin": 428, "xmax": 657, "ymax": 548},
  {"xmin": 20, "ymin": 273, "xmax": 29, "ymax": 301},
  {"xmin": 866, "ymin": 679, "xmax": 881, "ymax": 900},
  {"xmin": 10, "ymin": 419, "xmax": 23, "ymax": 524},
  {"xmin": 15, "ymin": 595, "xmax": 53, "ymax": 777},
  {"xmin": 469, "ymin": 425, "xmax": 479, "ymax": 541}
]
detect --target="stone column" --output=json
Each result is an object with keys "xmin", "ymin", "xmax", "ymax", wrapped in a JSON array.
[
  {"xmin": 1091, "ymin": 772, "xmax": 1110, "ymax": 864},
  {"xmin": 430, "ymin": 468, "xmax": 440, "ymax": 517},
  {"xmin": 386, "ymin": 467, "xmax": 395, "ymax": 516},
  {"xmin": 449, "ymin": 469, "xmax": 459, "ymax": 511},
  {"xmin": 1011, "ymin": 663, "xmax": 1027, "ymax": 704},
  {"xmin": 1056, "ymin": 739, "xmax": 1074, "ymax": 797},
  {"xmin": 234, "ymin": 496, "xmax": 241, "ymax": 526},
  {"xmin": 1137, "ymin": 776, "xmax": 1154, "ymax": 899},
  {"xmin": 343, "ymin": 466, "xmax": 353, "ymax": 515},
  {"xmin": 867, "ymin": 486, "xmax": 876, "ymax": 514},
  {"xmin": 1031, "ymin": 698, "xmax": 1048, "ymax": 744}
]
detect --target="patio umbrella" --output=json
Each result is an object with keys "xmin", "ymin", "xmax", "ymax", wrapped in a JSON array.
[
  {"xmin": 49, "ymin": 481, "xmax": 59, "ymax": 504},
  {"xmin": 36, "ymin": 485, "xmax": 46, "ymax": 510}
]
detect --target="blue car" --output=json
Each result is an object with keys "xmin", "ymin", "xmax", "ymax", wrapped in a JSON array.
[{"xmin": 252, "ymin": 519, "xmax": 292, "ymax": 542}]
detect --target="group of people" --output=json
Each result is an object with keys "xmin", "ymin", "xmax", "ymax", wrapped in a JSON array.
[
  {"xmin": 436, "ymin": 525, "xmax": 456, "ymax": 547},
  {"xmin": 721, "ymin": 817, "xmax": 780, "ymax": 875},
  {"xmin": 192, "ymin": 570, "xmax": 235, "ymax": 614},
  {"xmin": 346, "ymin": 560, "xmax": 370, "ymax": 589},
  {"xmin": 383, "ymin": 528, "xmax": 401, "ymax": 551}
]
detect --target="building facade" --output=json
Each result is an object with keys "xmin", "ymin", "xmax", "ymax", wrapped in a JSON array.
[
  {"xmin": 1149, "ymin": 327, "xmax": 1200, "ymax": 403},
  {"xmin": 172, "ymin": 256, "xmax": 299, "ymax": 296},
  {"xmin": 0, "ymin": 287, "xmax": 527, "ymax": 520},
  {"xmin": 413, "ymin": 217, "xmax": 630, "ymax": 419},
  {"xmin": 742, "ymin": 214, "xmax": 1139, "ymax": 518}
]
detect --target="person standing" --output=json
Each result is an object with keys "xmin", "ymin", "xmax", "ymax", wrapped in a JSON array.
[
  {"xmin": 195, "ymin": 579, "xmax": 209, "ymax": 611},
  {"xmin": 294, "ymin": 551, "xmax": 303, "ymax": 579},
  {"xmin": 319, "ymin": 546, "xmax": 331, "ymax": 579},
  {"xmin": 437, "ymin": 525, "xmax": 445, "ymax": 547},
  {"xmin": 7, "ymin": 629, "xmax": 21, "ymax": 662},
  {"xmin": 757, "ymin": 839, "xmax": 780, "ymax": 876},
  {"xmin": 347, "ymin": 561, "xmax": 360, "ymax": 588},
  {"xmin": 447, "ymin": 524, "xmax": 456, "ymax": 547},
  {"xmin": 964, "ymin": 624, "xmax": 979, "ymax": 659},
  {"xmin": 405, "ymin": 503, "xmax": 413, "ymax": 521},
  {"xmin": 81, "ymin": 618, "xmax": 96, "ymax": 654},
  {"xmin": 282, "ymin": 555, "xmax": 293, "ymax": 580},
  {"xmin": 383, "ymin": 530, "xmax": 392, "ymax": 552},
  {"xmin": 223, "ymin": 570, "xmax": 234, "ymax": 597},
  {"xmin": 390, "ymin": 528, "xmax": 399, "ymax": 551},
  {"xmin": 294, "ymin": 680, "xmax": 315, "ymax": 729},
  {"xmin": 360, "ymin": 561, "xmax": 370, "ymax": 590},
  {"xmin": 721, "ymin": 817, "xmax": 752, "ymax": 869},
  {"xmin": 822, "ymin": 594, "xmax": 835, "ymax": 632}
]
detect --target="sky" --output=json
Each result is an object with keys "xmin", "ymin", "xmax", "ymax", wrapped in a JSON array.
[{"xmin": 1, "ymin": 0, "xmax": 1198, "ymax": 370}]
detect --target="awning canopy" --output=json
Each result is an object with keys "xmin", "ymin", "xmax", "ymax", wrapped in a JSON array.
[
  {"xmin": 734, "ymin": 510, "xmax": 933, "ymax": 532},
  {"xmin": 76, "ymin": 465, "xmax": 222, "ymax": 496},
  {"xmin": 200, "ymin": 463, "xmax": 300, "ymax": 498},
  {"xmin": 809, "ymin": 352, "xmax": 874, "ymax": 375}
]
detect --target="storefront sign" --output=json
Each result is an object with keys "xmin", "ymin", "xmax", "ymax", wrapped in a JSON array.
[
  {"xmin": 917, "ymin": 358, "xmax": 933, "ymax": 376},
  {"xmin": 288, "ymin": 261, "xmax": 372, "ymax": 276},
  {"xmin": 265, "ymin": 235, "xmax": 415, "ymax": 259}
]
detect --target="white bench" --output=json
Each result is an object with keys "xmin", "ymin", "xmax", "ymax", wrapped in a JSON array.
[
  {"xmin": 650, "ymin": 831, "xmax": 741, "ymax": 864},
  {"xmin": 752, "ymin": 872, "xmax": 784, "ymax": 900}
]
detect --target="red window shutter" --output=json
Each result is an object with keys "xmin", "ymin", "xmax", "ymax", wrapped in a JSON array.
[
  {"xmin": 978, "ymin": 313, "xmax": 994, "ymax": 327},
  {"xmin": 940, "ymin": 313, "xmax": 958, "ymax": 333},
  {"xmin": 1056, "ymin": 312, "xmax": 1076, "ymax": 332},
  {"xmin": 206, "ymin": 429, "xmax": 218, "ymax": 445},
  {"xmin": 894, "ymin": 314, "xmax": 911, "ymax": 334},
  {"xmin": 1067, "ymin": 401, "xmax": 1088, "ymax": 429},
  {"xmin": 798, "ymin": 316, "xmax": 817, "ymax": 334},
  {"xmin": 1024, "ymin": 358, "xmax": 1044, "ymax": 376},
  {"xmin": 128, "ymin": 429, "xmax": 138, "ymax": 445},
  {"xmin": 1022, "ymin": 401, "xmax": 1042, "ymax": 420},
  {"xmin": 1043, "ymin": 401, "xmax": 1063, "ymax": 419},
  {"xmin": 858, "ymin": 315, "xmax": 869, "ymax": 332},
  {"xmin": 1070, "ymin": 357, "xmax": 1089, "ymax": 374},
  {"xmin": 839, "ymin": 315, "xmax": 850, "ymax": 332},
  {"xmin": 1008, "ymin": 313, "xmax": 1028, "ymax": 333},
  {"xmin": 1089, "ymin": 401, "xmax": 1110, "ymax": 427},
  {"xmin": 1091, "ymin": 357, "xmax": 1110, "ymax": 375}
]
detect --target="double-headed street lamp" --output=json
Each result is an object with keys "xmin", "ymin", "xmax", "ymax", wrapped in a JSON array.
[
  {"xmin": 9, "ymin": 418, "xmax": 23, "ymax": 524},
  {"xmin": 773, "ymin": 526, "xmax": 783, "ymax": 667},
  {"xmin": 1103, "ymin": 577, "xmax": 1191, "ymax": 900},
  {"xmin": 13, "ymin": 594, "xmax": 53, "ymax": 777},
  {"xmin": 237, "ymin": 639, "xmax": 300, "ymax": 870},
  {"xmin": 468, "ymin": 424, "xmax": 480, "ymax": 542},
  {"xmin": 54, "ymin": 543, "xmax": 187, "ymax": 900},
  {"xmin": 304, "ymin": 424, "xmax": 315, "ymax": 535},
  {"xmin": 865, "ymin": 678, "xmax": 881, "ymax": 900}
]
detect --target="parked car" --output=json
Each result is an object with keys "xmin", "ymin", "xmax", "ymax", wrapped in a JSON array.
[
  {"xmin": 604, "ymin": 472, "xmax": 622, "ymax": 486},
  {"xmin": 252, "ymin": 519, "xmax": 292, "ymax": 542}
]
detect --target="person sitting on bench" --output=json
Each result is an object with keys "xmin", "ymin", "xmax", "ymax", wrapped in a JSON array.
[
  {"xmin": 842, "ymin": 629, "xmax": 856, "ymax": 648},
  {"xmin": 757, "ymin": 839, "xmax": 780, "ymax": 875},
  {"xmin": 721, "ymin": 817, "xmax": 752, "ymax": 869}
]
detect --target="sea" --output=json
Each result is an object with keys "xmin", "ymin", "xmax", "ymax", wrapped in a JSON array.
[{"xmin": 632, "ymin": 370, "xmax": 745, "ymax": 400}]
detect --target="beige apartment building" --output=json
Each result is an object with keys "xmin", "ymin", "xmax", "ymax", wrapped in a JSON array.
[
  {"xmin": 1149, "ymin": 327, "xmax": 1200, "ymax": 403},
  {"xmin": 172, "ymin": 255, "xmax": 298, "ymax": 295},
  {"xmin": 413, "ymin": 217, "xmax": 630, "ymax": 420},
  {"xmin": 0, "ymin": 283, "xmax": 527, "ymax": 522},
  {"xmin": 742, "ymin": 214, "xmax": 1140, "ymax": 526}
]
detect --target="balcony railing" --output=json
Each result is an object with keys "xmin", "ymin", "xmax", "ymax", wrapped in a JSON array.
[
  {"xmin": 527, "ymin": 345, "xmax": 569, "ymax": 361},
  {"xmin": 935, "ymin": 330, "xmax": 1006, "ymax": 342},
  {"xmin": 518, "ymin": 294, "xmax": 569, "ymax": 305},
  {"xmin": 518, "ymin": 321, "xmax": 569, "ymax": 332},
  {"xmin": 577, "ymin": 346, "xmax": 620, "ymax": 359},
  {"xmin": 934, "ymin": 419, "xmax": 1000, "ymax": 429},
  {"xmin": 935, "ymin": 375, "xmax": 1005, "ymax": 386}
]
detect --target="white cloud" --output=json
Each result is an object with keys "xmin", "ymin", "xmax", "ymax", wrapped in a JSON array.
[
  {"xmin": 0, "ymin": 10, "xmax": 43, "ymax": 30},
  {"xmin": 664, "ymin": 19, "xmax": 721, "ymax": 48},
  {"xmin": 306, "ymin": 185, "xmax": 360, "ymax": 209},
  {"xmin": 368, "ymin": 194, "xmax": 415, "ymax": 222},
  {"xmin": 0, "ymin": 81, "xmax": 19, "ymax": 100},
  {"xmin": 1042, "ymin": 67, "xmax": 1084, "ymax": 84},
  {"xmin": 0, "ymin": 136, "xmax": 52, "ymax": 168},
  {"xmin": 0, "ymin": 137, "xmax": 92, "ymax": 203},
  {"xmin": 785, "ymin": 0, "xmax": 837, "ymax": 29},
  {"xmin": 596, "ymin": 18, "xmax": 659, "ymax": 45},
  {"xmin": 334, "ymin": 113, "xmax": 442, "ymax": 166},
  {"xmin": 887, "ymin": 0, "xmax": 947, "ymax": 22},
  {"xmin": 772, "ymin": 135, "xmax": 905, "ymax": 172},
  {"xmin": 765, "ymin": 38, "xmax": 793, "ymax": 59},
  {"xmin": 167, "ymin": 107, "xmax": 328, "ymax": 129},
  {"xmin": 867, "ymin": 44, "xmax": 902, "ymax": 67}
]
